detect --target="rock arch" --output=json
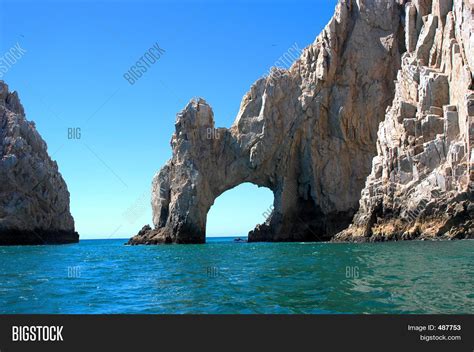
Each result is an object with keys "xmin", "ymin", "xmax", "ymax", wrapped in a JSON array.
[{"xmin": 128, "ymin": 0, "xmax": 405, "ymax": 244}]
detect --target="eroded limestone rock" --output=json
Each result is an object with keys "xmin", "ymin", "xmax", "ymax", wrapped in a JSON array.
[
  {"xmin": 0, "ymin": 81, "xmax": 78, "ymax": 245},
  {"xmin": 335, "ymin": 0, "xmax": 473, "ymax": 242},
  {"xmin": 129, "ymin": 0, "xmax": 405, "ymax": 244}
]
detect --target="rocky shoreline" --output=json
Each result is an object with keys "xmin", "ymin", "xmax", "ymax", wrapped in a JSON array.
[{"xmin": 334, "ymin": 195, "xmax": 473, "ymax": 242}]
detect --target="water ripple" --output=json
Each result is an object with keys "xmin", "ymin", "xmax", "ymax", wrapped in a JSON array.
[{"xmin": 0, "ymin": 239, "xmax": 472, "ymax": 314}]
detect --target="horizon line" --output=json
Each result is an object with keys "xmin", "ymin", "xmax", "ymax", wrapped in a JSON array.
[{"xmin": 79, "ymin": 235, "xmax": 248, "ymax": 240}]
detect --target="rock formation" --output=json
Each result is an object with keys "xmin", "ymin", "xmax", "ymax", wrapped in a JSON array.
[
  {"xmin": 129, "ymin": 0, "xmax": 472, "ymax": 245},
  {"xmin": 129, "ymin": 0, "xmax": 406, "ymax": 244},
  {"xmin": 0, "ymin": 81, "xmax": 78, "ymax": 245},
  {"xmin": 336, "ymin": 0, "xmax": 473, "ymax": 241}
]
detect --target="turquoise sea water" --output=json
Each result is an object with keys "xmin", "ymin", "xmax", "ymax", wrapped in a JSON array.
[{"xmin": 0, "ymin": 238, "xmax": 472, "ymax": 314}]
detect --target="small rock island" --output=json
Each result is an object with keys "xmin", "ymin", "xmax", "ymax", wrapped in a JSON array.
[{"xmin": 0, "ymin": 81, "xmax": 78, "ymax": 245}]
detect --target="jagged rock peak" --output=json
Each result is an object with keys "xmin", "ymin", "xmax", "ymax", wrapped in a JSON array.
[{"xmin": 0, "ymin": 81, "xmax": 78, "ymax": 245}]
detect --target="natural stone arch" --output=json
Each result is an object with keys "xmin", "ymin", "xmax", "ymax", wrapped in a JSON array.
[
  {"xmin": 134, "ymin": 91, "xmax": 361, "ymax": 245},
  {"xmin": 149, "ymin": 99, "xmax": 280, "ymax": 244},
  {"xmin": 128, "ymin": 0, "xmax": 404, "ymax": 244}
]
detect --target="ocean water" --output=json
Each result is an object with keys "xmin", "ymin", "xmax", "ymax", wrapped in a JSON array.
[{"xmin": 0, "ymin": 238, "xmax": 472, "ymax": 314}]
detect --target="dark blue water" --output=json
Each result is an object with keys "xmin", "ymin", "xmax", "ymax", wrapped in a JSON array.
[{"xmin": 0, "ymin": 238, "xmax": 472, "ymax": 314}]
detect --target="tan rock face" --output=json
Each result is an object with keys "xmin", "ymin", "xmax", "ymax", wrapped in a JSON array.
[
  {"xmin": 129, "ymin": 0, "xmax": 406, "ymax": 244},
  {"xmin": 0, "ymin": 81, "xmax": 78, "ymax": 245},
  {"xmin": 335, "ymin": 0, "xmax": 473, "ymax": 242}
]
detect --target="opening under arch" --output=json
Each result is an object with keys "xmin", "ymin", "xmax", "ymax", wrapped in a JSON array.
[{"xmin": 206, "ymin": 182, "xmax": 274, "ymax": 238}]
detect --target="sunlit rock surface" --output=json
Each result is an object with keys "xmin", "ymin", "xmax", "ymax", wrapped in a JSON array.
[
  {"xmin": 129, "ymin": 0, "xmax": 405, "ymax": 244},
  {"xmin": 335, "ymin": 0, "xmax": 473, "ymax": 241},
  {"xmin": 0, "ymin": 81, "xmax": 78, "ymax": 245}
]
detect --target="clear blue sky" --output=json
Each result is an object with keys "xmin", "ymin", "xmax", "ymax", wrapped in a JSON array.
[{"xmin": 0, "ymin": 0, "xmax": 337, "ymax": 239}]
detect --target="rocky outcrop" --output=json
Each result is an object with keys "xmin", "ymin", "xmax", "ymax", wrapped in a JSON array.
[
  {"xmin": 335, "ymin": 0, "xmax": 473, "ymax": 241},
  {"xmin": 0, "ymin": 81, "xmax": 78, "ymax": 245},
  {"xmin": 129, "ymin": 0, "xmax": 406, "ymax": 244}
]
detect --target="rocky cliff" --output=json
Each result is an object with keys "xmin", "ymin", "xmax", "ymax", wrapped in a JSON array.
[
  {"xmin": 336, "ymin": 0, "xmax": 473, "ymax": 241},
  {"xmin": 0, "ymin": 81, "xmax": 78, "ymax": 245},
  {"xmin": 129, "ymin": 0, "xmax": 406, "ymax": 244}
]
